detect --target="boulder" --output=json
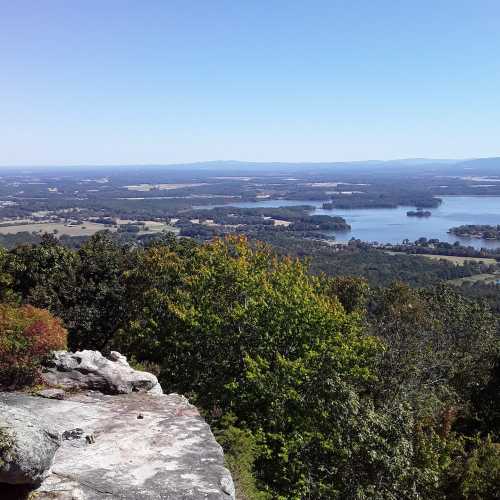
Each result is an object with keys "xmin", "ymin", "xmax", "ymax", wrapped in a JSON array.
[
  {"xmin": 0, "ymin": 392, "xmax": 235, "ymax": 499},
  {"xmin": 0, "ymin": 403, "xmax": 60, "ymax": 485},
  {"xmin": 36, "ymin": 388, "xmax": 66, "ymax": 400},
  {"xmin": 42, "ymin": 350, "xmax": 163, "ymax": 395}
]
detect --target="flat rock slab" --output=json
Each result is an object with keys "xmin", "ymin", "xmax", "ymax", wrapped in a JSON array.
[{"xmin": 0, "ymin": 392, "xmax": 234, "ymax": 499}]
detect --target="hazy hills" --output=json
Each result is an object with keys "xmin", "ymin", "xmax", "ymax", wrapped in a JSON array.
[{"xmin": 1, "ymin": 156, "xmax": 499, "ymax": 177}]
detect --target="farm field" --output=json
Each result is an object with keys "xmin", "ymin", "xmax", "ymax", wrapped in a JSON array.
[
  {"xmin": 124, "ymin": 183, "xmax": 207, "ymax": 191},
  {"xmin": 416, "ymin": 254, "xmax": 498, "ymax": 265},
  {"xmin": 136, "ymin": 222, "xmax": 179, "ymax": 234},
  {"xmin": 385, "ymin": 251, "xmax": 498, "ymax": 265},
  {"xmin": 0, "ymin": 221, "xmax": 109, "ymax": 236},
  {"xmin": 0, "ymin": 221, "xmax": 178, "ymax": 237}
]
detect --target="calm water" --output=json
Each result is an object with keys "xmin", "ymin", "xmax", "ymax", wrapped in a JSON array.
[{"xmin": 196, "ymin": 196, "xmax": 500, "ymax": 249}]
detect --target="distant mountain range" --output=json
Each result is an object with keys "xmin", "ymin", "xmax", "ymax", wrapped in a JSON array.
[
  {"xmin": 161, "ymin": 157, "xmax": 500, "ymax": 175},
  {"xmin": 1, "ymin": 157, "xmax": 499, "ymax": 175}
]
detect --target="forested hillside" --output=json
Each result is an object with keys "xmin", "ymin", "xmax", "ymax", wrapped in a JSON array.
[{"xmin": 1, "ymin": 233, "xmax": 499, "ymax": 499}]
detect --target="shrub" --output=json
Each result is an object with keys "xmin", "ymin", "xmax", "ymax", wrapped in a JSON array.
[
  {"xmin": 215, "ymin": 414, "xmax": 270, "ymax": 500},
  {"xmin": 0, "ymin": 304, "xmax": 67, "ymax": 388},
  {"xmin": 452, "ymin": 436, "xmax": 500, "ymax": 499},
  {"xmin": 0, "ymin": 426, "xmax": 13, "ymax": 468},
  {"xmin": 413, "ymin": 430, "xmax": 500, "ymax": 499}
]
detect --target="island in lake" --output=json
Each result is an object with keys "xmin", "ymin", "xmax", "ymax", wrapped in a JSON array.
[
  {"xmin": 407, "ymin": 209, "xmax": 432, "ymax": 217},
  {"xmin": 449, "ymin": 224, "xmax": 500, "ymax": 240}
]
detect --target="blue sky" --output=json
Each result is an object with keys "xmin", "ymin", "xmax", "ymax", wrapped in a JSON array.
[{"xmin": 1, "ymin": 0, "xmax": 500, "ymax": 165}]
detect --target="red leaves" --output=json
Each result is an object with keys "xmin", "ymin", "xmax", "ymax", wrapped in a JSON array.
[{"xmin": 0, "ymin": 304, "xmax": 67, "ymax": 387}]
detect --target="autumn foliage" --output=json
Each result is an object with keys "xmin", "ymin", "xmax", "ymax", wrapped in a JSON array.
[
  {"xmin": 0, "ymin": 233, "xmax": 498, "ymax": 498},
  {"xmin": 0, "ymin": 304, "xmax": 67, "ymax": 387}
]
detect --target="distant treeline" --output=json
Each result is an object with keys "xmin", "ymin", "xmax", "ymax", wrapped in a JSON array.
[
  {"xmin": 449, "ymin": 224, "xmax": 500, "ymax": 241},
  {"xmin": 386, "ymin": 238, "xmax": 500, "ymax": 259}
]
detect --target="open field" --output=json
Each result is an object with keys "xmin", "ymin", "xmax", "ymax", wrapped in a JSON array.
[
  {"xmin": 124, "ymin": 183, "xmax": 207, "ymax": 191},
  {"xmin": 138, "ymin": 222, "xmax": 179, "ymax": 235},
  {"xmin": 0, "ymin": 222, "xmax": 110, "ymax": 236},
  {"xmin": 0, "ymin": 221, "xmax": 178, "ymax": 237},
  {"xmin": 416, "ymin": 254, "xmax": 497, "ymax": 265},
  {"xmin": 385, "ymin": 252, "xmax": 498, "ymax": 265}
]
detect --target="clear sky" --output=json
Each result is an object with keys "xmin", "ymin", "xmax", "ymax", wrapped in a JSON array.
[{"xmin": 1, "ymin": 0, "xmax": 500, "ymax": 166}]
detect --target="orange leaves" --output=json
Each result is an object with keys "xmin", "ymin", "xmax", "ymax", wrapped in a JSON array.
[{"xmin": 0, "ymin": 303, "xmax": 67, "ymax": 387}]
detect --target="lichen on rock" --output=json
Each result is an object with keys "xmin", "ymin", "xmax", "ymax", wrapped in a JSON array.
[{"xmin": 0, "ymin": 403, "xmax": 60, "ymax": 485}]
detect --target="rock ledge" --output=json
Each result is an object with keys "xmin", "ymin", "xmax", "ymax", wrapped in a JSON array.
[
  {"xmin": 0, "ymin": 391, "xmax": 234, "ymax": 499},
  {"xmin": 0, "ymin": 350, "xmax": 234, "ymax": 499}
]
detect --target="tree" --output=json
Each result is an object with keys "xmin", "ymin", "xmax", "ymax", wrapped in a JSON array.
[
  {"xmin": 0, "ymin": 247, "xmax": 17, "ymax": 303},
  {"xmin": 118, "ymin": 236, "xmax": 442, "ymax": 498},
  {"xmin": 8, "ymin": 232, "xmax": 137, "ymax": 350},
  {"xmin": 8, "ymin": 233, "xmax": 78, "ymax": 314},
  {"xmin": 370, "ymin": 282, "xmax": 498, "ymax": 420},
  {"xmin": 323, "ymin": 275, "xmax": 370, "ymax": 313},
  {"xmin": 67, "ymin": 231, "xmax": 138, "ymax": 349}
]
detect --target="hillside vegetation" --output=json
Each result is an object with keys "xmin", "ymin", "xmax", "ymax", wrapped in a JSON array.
[{"xmin": 0, "ymin": 233, "xmax": 498, "ymax": 499}]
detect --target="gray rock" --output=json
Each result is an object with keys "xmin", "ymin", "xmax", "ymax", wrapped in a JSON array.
[
  {"xmin": 147, "ymin": 381, "xmax": 164, "ymax": 396},
  {"xmin": 0, "ymin": 391, "xmax": 234, "ymax": 499},
  {"xmin": 220, "ymin": 476, "xmax": 236, "ymax": 498},
  {"xmin": 42, "ymin": 350, "xmax": 163, "ymax": 395},
  {"xmin": 107, "ymin": 350, "xmax": 129, "ymax": 365},
  {"xmin": 0, "ymin": 403, "xmax": 60, "ymax": 485},
  {"xmin": 37, "ymin": 388, "xmax": 66, "ymax": 400}
]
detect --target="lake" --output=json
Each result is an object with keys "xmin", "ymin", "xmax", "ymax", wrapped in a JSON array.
[{"xmin": 196, "ymin": 196, "xmax": 500, "ymax": 249}]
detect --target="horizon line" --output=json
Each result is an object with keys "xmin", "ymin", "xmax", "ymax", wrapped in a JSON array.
[{"xmin": 0, "ymin": 156, "xmax": 495, "ymax": 170}]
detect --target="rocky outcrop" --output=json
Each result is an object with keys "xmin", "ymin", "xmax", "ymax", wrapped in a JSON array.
[
  {"xmin": 0, "ymin": 351, "xmax": 234, "ymax": 498},
  {"xmin": 0, "ymin": 403, "xmax": 60, "ymax": 485},
  {"xmin": 42, "ymin": 350, "xmax": 163, "ymax": 395},
  {"xmin": 0, "ymin": 391, "xmax": 234, "ymax": 499}
]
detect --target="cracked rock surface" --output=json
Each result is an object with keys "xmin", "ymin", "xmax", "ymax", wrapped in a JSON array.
[{"xmin": 0, "ymin": 391, "xmax": 234, "ymax": 499}]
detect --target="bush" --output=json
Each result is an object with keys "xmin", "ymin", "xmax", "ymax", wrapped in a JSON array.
[
  {"xmin": 413, "ymin": 430, "xmax": 500, "ymax": 499},
  {"xmin": 457, "ymin": 436, "xmax": 500, "ymax": 499},
  {"xmin": 0, "ymin": 304, "xmax": 67, "ymax": 388},
  {"xmin": 215, "ymin": 414, "xmax": 270, "ymax": 500},
  {"xmin": 0, "ymin": 426, "xmax": 13, "ymax": 469}
]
